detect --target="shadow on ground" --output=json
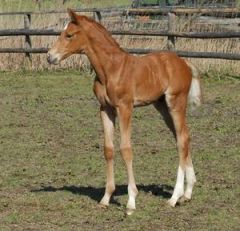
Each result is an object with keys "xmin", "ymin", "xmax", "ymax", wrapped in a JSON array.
[{"xmin": 31, "ymin": 184, "xmax": 173, "ymax": 205}]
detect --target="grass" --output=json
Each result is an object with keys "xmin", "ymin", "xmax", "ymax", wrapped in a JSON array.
[
  {"xmin": 0, "ymin": 0, "xmax": 130, "ymax": 12},
  {"xmin": 0, "ymin": 70, "xmax": 239, "ymax": 230}
]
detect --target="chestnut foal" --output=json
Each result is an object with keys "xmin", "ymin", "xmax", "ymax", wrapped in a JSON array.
[{"xmin": 47, "ymin": 9, "xmax": 202, "ymax": 215}]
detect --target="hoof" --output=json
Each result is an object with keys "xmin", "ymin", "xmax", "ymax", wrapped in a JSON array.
[
  {"xmin": 98, "ymin": 202, "xmax": 108, "ymax": 209},
  {"xmin": 126, "ymin": 208, "xmax": 135, "ymax": 216},
  {"xmin": 179, "ymin": 195, "xmax": 191, "ymax": 204},
  {"xmin": 167, "ymin": 198, "xmax": 177, "ymax": 207}
]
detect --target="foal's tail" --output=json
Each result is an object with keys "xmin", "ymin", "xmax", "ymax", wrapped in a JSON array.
[{"xmin": 186, "ymin": 60, "xmax": 202, "ymax": 108}]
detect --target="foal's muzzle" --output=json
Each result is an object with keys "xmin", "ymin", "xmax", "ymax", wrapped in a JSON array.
[{"xmin": 47, "ymin": 52, "xmax": 59, "ymax": 65}]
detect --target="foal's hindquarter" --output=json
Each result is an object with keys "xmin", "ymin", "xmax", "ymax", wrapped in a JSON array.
[{"xmin": 95, "ymin": 52, "xmax": 197, "ymax": 214}]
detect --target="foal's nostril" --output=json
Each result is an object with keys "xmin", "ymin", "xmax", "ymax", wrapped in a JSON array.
[
  {"xmin": 47, "ymin": 52, "xmax": 59, "ymax": 65},
  {"xmin": 47, "ymin": 53, "xmax": 51, "ymax": 64}
]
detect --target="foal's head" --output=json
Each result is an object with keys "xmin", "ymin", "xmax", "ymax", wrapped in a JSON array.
[{"xmin": 47, "ymin": 9, "xmax": 89, "ymax": 64}]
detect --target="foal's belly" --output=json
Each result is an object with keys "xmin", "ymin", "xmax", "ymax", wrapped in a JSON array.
[
  {"xmin": 133, "ymin": 77, "xmax": 166, "ymax": 107},
  {"xmin": 133, "ymin": 87, "xmax": 165, "ymax": 107},
  {"xmin": 133, "ymin": 99, "xmax": 153, "ymax": 107}
]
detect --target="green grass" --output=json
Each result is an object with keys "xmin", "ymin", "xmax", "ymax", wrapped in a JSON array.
[
  {"xmin": 0, "ymin": 0, "xmax": 130, "ymax": 12},
  {"xmin": 0, "ymin": 70, "xmax": 239, "ymax": 230}
]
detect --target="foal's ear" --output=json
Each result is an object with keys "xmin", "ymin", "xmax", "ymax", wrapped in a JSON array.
[{"xmin": 67, "ymin": 8, "xmax": 79, "ymax": 24}]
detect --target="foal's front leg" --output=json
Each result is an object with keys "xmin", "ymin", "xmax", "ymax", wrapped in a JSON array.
[
  {"xmin": 99, "ymin": 106, "xmax": 116, "ymax": 207},
  {"xmin": 117, "ymin": 103, "xmax": 138, "ymax": 215}
]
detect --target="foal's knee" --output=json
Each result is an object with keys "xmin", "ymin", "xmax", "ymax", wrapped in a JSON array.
[
  {"xmin": 104, "ymin": 146, "xmax": 114, "ymax": 160},
  {"xmin": 120, "ymin": 146, "xmax": 132, "ymax": 162}
]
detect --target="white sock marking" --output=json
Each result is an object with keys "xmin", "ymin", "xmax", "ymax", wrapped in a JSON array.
[
  {"xmin": 168, "ymin": 166, "xmax": 185, "ymax": 206},
  {"xmin": 185, "ymin": 166, "xmax": 196, "ymax": 199}
]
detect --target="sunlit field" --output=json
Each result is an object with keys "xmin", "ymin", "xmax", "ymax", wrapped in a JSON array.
[{"xmin": 0, "ymin": 71, "xmax": 239, "ymax": 230}]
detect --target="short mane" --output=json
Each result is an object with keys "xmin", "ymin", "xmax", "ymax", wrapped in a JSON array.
[{"xmin": 81, "ymin": 16, "xmax": 121, "ymax": 49}]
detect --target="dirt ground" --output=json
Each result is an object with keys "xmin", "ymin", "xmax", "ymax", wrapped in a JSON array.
[{"xmin": 0, "ymin": 71, "xmax": 239, "ymax": 230}]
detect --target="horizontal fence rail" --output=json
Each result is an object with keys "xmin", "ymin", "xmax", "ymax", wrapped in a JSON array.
[
  {"xmin": 0, "ymin": 7, "xmax": 239, "ymax": 61},
  {"xmin": 0, "ymin": 47, "xmax": 239, "ymax": 60},
  {"xmin": 0, "ymin": 29, "xmax": 239, "ymax": 60},
  {"xmin": 0, "ymin": 48, "xmax": 48, "ymax": 53},
  {"xmin": 0, "ymin": 7, "xmax": 239, "ymax": 16},
  {"xmin": 126, "ymin": 49, "xmax": 240, "ymax": 60},
  {"xmin": 124, "ymin": 7, "xmax": 240, "ymax": 16},
  {"xmin": 0, "ymin": 7, "xmax": 126, "ymax": 16},
  {"xmin": 1, "ymin": 29, "xmax": 240, "ymax": 38},
  {"xmin": 112, "ymin": 31, "xmax": 240, "ymax": 39}
]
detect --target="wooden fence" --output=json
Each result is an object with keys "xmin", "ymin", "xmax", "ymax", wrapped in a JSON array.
[
  {"xmin": 0, "ymin": 7, "xmax": 240, "ymax": 60},
  {"xmin": 125, "ymin": 7, "xmax": 240, "ymax": 16}
]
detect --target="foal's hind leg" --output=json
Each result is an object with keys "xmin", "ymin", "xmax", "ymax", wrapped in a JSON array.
[
  {"xmin": 99, "ymin": 106, "xmax": 116, "ymax": 207},
  {"xmin": 154, "ymin": 96, "xmax": 176, "ymax": 139},
  {"xmin": 165, "ymin": 93, "xmax": 196, "ymax": 207}
]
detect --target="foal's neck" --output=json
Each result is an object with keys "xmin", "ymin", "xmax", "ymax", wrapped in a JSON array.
[
  {"xmin": 86, "ymin": 46, "xmax": 126, "ymax": 85},
  {"xmin": 83, "ymin": 22, "xmax": 127, "ymax": 85}
]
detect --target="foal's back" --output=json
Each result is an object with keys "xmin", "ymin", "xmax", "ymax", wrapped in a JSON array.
[{"xmin": 124, "ymin": 51, "xmax": 192, "ymax": 106}]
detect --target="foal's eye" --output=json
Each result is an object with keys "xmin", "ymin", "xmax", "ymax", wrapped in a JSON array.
[{"xmin": 66, "ymin": 34, "xmax": 73, "ymax": 39}]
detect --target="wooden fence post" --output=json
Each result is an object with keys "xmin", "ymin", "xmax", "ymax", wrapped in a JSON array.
[
  {"xmin": 24, "ymin": 13, "xmax": 32, "ymax": 60},
  {"xmin": 93, "ymin": 11, "xmax": 102, "ymax": 23},
  {"xmin": 167, "ymin": 13, "xmax": 176, "ymax": 51}
]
